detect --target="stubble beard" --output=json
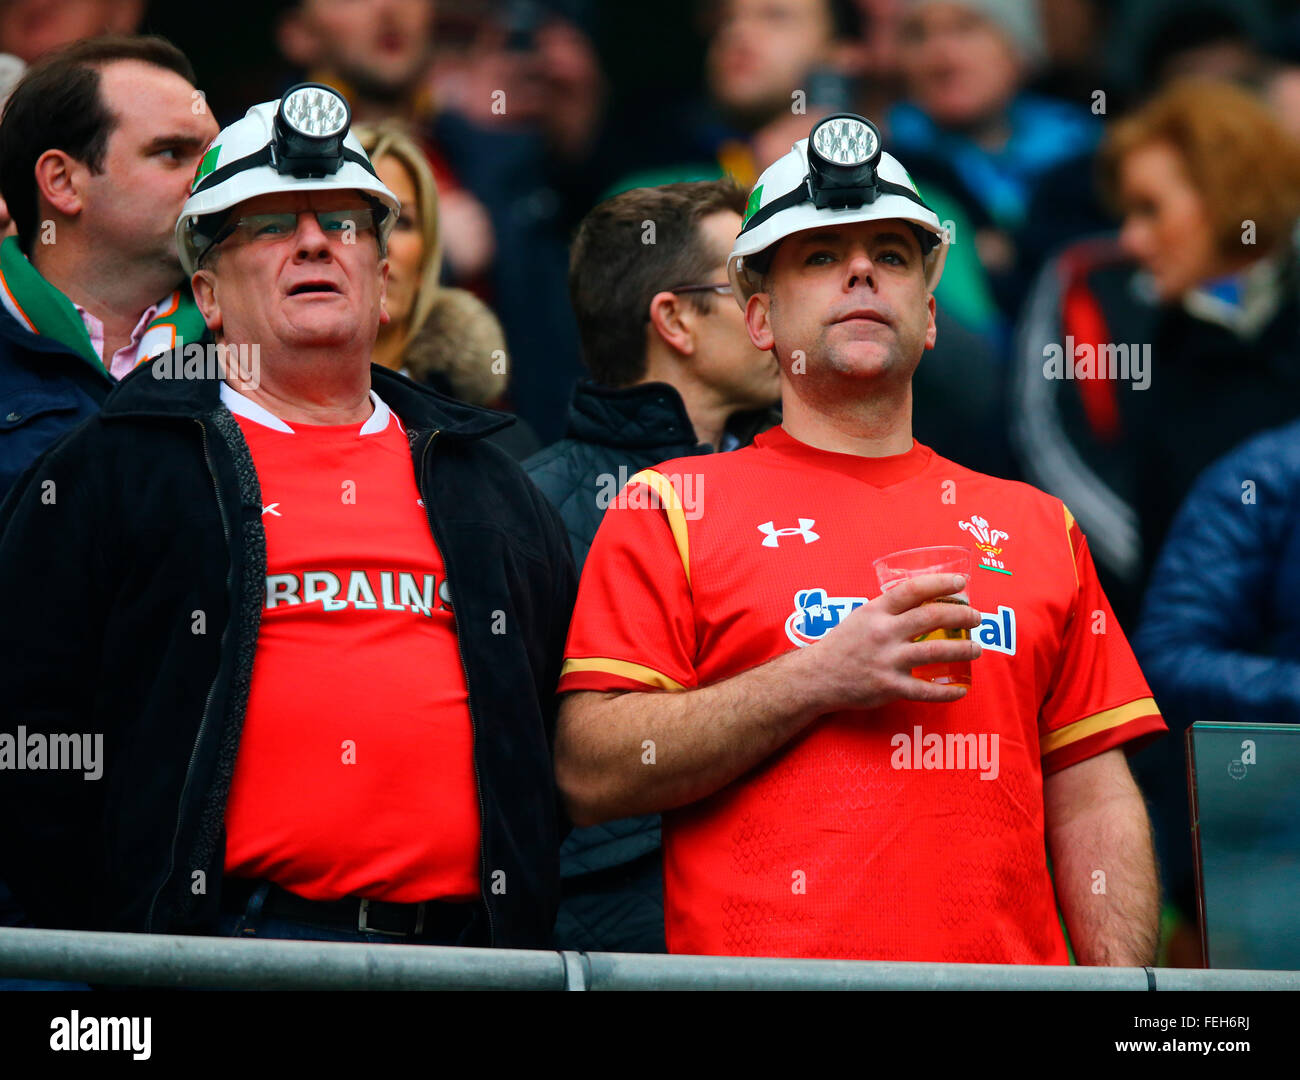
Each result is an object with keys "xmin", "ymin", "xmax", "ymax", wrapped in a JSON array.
[{"xmin": 800, "ymin": 321, "xmax": 914, "ymax": 384}]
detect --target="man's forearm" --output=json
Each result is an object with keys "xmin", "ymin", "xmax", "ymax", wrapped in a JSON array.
[
  {"xmin": 556, "ymin": 647, "xmax": 829, "ymax": 826},
  {"xmin": 1046, "ymin": 764, "xmax": 1161, "ymax": 966},
  {"xmin": 556, "ymin": 575, "xmax": 979, "ymax": 826}
]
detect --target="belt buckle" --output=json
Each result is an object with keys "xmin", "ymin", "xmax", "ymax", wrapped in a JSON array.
[{"xmin": 357, "ymin": 897, "xmax": 426, "ymax": 937}]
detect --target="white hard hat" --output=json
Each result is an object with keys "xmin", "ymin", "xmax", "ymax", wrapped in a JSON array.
[
  {"xmin": 175, "ymin": 83, "xmax": 401, "ymax": 275},
  {"xmin": 728, "ymin": 114, "xmax": 948, "ymax": 305}
]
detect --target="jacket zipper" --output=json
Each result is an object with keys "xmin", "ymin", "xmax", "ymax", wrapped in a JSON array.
[
  {"xmin": 144, "ymin": 419, "xmax": 233, "ymax": 931},
  {"xmin": 418, "ymin": 428, "xmax": 496, "ymax": 947}
]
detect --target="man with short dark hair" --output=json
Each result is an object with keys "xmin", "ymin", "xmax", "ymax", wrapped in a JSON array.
[
  {"xmin": 531, "ymin": 179, "xmax": 779, "ymax": 566},
  {"xmin": 524, "ymin": 178, "xmax": 779, "ymax": 952},
  {"xmin": 0, "ymin": 34, "xmax": 216, "ymax": 497}
]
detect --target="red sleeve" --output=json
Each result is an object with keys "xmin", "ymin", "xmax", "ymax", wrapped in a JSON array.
[
  {"xmin": 1038, "ymin": 505, "xmax": 1167, "ymax": 775},
  {"xmin": 558, "ymin": 468, "xmax": 697, "ymax": 695}
]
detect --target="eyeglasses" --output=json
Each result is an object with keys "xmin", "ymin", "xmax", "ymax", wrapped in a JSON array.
[
  {"xmin": 670, "ymin": 283, "xmax": 733, "ymax": 296},
  {"xmin": 205, "ymin": 208, "xmax": 380, "ymax": 256}
]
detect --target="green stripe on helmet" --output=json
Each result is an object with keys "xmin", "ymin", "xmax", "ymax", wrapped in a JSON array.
[{"xmin": 191, "ymin": 144, "xmax": 221, "ymax": 193}]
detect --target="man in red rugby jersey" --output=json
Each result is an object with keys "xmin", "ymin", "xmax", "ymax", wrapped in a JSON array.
[{"xmin": 554, "ymin": 114, "xmax": 1165, "ymax": 964}]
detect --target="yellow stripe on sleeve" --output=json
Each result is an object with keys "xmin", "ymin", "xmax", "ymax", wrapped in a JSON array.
[
  {"xmin": 561, "ymin": 657, "xmax": 686, "ymax": 692},
  {"xmin": 1040, "ymin": 697, "xmax": 1160, "ymax": 757},
  {"xmin": 628, "ymin": 468, "xmax": 691, "ymax": 587},
  {"xmin": 1063, "ymin": 503, "xmax": 1079, "ymax": 588}
]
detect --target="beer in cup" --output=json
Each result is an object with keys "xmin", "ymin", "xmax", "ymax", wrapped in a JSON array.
[{"xmin": 872, "ymin": 545, "xmax": 973, "ymax": 686}]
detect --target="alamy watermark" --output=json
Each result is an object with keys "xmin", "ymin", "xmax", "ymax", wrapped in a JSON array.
[
  {"xmin": 50, "ymin": 1012, "xmax": 150, "ymax": 1060},
  {"xmin": 0, "ymin": 727, "xmax": 102, "ymax": 780},
  {"xmin": 151, "ymin": 338, "xmax": 260, "ymax": 388},
  {"xmin": 1042, "ymin": 336, "xmax": 1150, "ymax": 390},
  {"xmin": 595, "ymin": 467, "xmax": 705, "ymax": 520},
  {"xmin": 891, "ymin": 725, "xmax": 999, "ymax": 780}
]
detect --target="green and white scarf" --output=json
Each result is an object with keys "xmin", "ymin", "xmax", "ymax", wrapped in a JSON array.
[{"xmin": 0, "ymin": 235, "xmax": 205, "ymax": 373}]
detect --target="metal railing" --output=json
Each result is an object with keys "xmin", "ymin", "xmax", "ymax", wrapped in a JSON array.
[{"xmin": 2, "ymin": 927, "xmax": 1298, "ymax": 990}]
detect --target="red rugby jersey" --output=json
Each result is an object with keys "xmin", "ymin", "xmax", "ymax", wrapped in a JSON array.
[
  {"xmin": 558, "ymin": 425, "xmax": 1165, "ymax": 961},
  {"xmin": 222, "ymin": 386, "xmax": 480, "ymax": 904}
]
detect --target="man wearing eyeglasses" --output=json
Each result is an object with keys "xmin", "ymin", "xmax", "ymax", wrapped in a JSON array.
[
  {"xmin": 524, "ymin": 179, "xmax": 779, "ymax": 954},
  {"xmin": 0, "ymin": 86, "xmax": 577, "ymax": 952}
]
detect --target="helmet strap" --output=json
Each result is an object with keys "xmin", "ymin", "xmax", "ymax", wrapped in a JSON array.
[{"xmin": 739, "ymin": 174, "xmax": 935, "ymax": 237}]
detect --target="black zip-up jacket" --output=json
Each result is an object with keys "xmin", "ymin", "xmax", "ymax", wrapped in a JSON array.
[{"xmin": 0, "ymin": 360, "xmax": 576, "ymax": 947}]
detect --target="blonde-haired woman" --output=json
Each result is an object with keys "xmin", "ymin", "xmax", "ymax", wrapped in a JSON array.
[{"xmin": 354, "ymin": 124, "xmax": 536, "ymax": 456}]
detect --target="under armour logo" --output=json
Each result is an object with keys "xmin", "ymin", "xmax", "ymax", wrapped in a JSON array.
[
  {"xmin": 262, "ymin": 503, "xmax": 281, "ymax": 517},
  {"xmin": 757, "ymin": 519, "xmax": 819, "ymax": 547}
]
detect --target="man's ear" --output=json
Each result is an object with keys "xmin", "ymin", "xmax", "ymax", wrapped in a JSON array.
[
  {"xmin": 33, "ymin": 150, "xmax": 85, "ymax": 220},
  {"xmin": 745, "ymin": 291, "xmax": 774, "ymax": 351},
  {"xmin": 924, "ymin": 292, "xmax": 937, "ymax": 350},
  {"xmin": 647, "ymin": 290, "xmax": 693, "ymax": 356},
  {"xmin": 377, "ymin": 257, "xmax": 391, "ymax": 327},
  {"xmin": 191, "ymin": 269, "xmax": 223, "ymax": 334}
]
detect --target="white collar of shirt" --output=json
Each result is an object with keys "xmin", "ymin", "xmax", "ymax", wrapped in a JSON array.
[{"xmin": 219, "ymin": 381, "xmax": 394, "ymax": 436}]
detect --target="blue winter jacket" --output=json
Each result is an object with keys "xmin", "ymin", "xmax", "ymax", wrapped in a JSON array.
[
  {"xmin": 0, "ymin": 307, "xmax": 114, "ymax": 501},
  {"xmin": 1131, "ymin": 419, "xmax": 1300, "ymax": 913},
  {"xmin": 1134, "ymin": 418, "xmax": 1300, "ymax": 728}
]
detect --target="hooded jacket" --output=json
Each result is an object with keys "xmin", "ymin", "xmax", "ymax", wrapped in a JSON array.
[{"xmin": 0, "ymin": 359, "xmax": 576, "ymax": 947}]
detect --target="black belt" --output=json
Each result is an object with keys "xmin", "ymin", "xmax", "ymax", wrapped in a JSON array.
[{"xmin": 221, "ymin": 877, "xmax": 477, "ymax": 941}]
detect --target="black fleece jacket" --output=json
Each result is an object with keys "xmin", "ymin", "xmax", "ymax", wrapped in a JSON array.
[{"xmin": 0, "ymin": 359, "xmax": 576, "ymax": 947}]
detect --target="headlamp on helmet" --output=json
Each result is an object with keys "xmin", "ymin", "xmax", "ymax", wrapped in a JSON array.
[
  {"xmin": 726, "ymin": 112, "xmax": 950, "ymax": 304},
  {"xmin": 273, "ymin": 84, "xmax": 351, "ymax": 177},
  {"xmin": 740, "ymin": 113, "xmax": 940, "ymax": 257},
  {"xmin": 176, "ymin": 83, "xmax": 402, "ymax": 274},
  {"xmin": 807, "ymin": 115, "xmax": 884, "ymax": 210}
]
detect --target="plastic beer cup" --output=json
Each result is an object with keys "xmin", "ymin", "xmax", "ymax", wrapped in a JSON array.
[{"xmin": 872, "ymin": 545, "xmax": 973, "ymax": 686}]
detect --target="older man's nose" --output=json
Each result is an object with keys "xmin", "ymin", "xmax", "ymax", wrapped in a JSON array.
[{"xmin": 293, "ymin": 211, "xmax": 332, "ymax": 256}]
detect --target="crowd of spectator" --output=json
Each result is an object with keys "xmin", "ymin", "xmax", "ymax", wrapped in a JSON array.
[{"xmin": 2, "ymin": 0, "xmax": 1300, "ymax": 972}]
